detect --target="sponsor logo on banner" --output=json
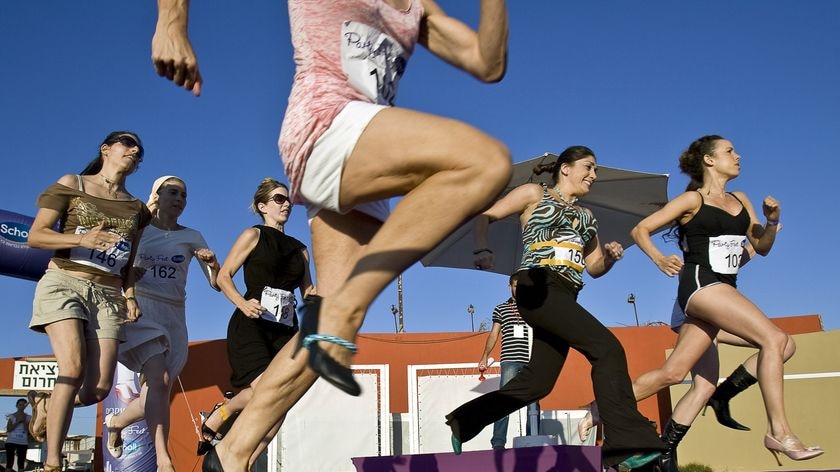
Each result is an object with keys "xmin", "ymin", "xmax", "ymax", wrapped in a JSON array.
[
  {"xmin": 1, "ymin": 221, "xmax": 30, "ymax": 247},
  {"xmin": 103, "ymin": 363, "xmax": 156, "ymax": 472}
]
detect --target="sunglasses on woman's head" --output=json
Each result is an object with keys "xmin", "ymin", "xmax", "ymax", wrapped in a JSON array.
[{"xmin": 268, "ymin": 194, "xmax": 290, "ymax": 205}]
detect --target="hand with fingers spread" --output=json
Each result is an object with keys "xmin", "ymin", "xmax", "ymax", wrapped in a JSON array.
[
  {"xmin": 79, "ymin": 222, "xmax": 121, "ymax": 251},
  {"xmin": 655, "ymin": 254, "xmax": 683, "ymax": 277}
]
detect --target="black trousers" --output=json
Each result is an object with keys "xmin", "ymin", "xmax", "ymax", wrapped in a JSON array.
[
  {"xmin": 5, "ymin": 442, "xmax": 28, "ymax": 471},
  {"xmin": 447, "ymin": 268, "xmax": 665, "ymax": 466}
]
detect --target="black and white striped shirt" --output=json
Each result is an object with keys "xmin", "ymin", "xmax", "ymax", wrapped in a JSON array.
[{"xmin": 492, "ymin": 298, "xmax": 531, "ymax": 363}]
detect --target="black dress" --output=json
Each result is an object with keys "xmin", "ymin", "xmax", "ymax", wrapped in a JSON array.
[{"xmin": 227, "ymin": 225, "xmax": 306, "ymax": 387}]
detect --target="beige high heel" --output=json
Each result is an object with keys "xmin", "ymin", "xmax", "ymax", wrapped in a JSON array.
[{"xmin": 764, "ymin": 434, "xmax": 824, "ymax": 465}]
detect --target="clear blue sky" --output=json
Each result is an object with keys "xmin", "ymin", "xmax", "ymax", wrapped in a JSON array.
[{"xmin": 1, "ymin": 1, "xmax": 838, "ymax": 435}]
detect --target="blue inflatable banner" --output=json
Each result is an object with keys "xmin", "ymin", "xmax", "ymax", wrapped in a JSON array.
[{"xmin": 0, "ymin": 209, "xmax": 51, "ymax": 281}]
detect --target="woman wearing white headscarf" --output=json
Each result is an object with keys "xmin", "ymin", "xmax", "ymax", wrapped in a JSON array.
[{"xmin": 104, "ymin": 176, "xmax": 220, "ymax": 472}]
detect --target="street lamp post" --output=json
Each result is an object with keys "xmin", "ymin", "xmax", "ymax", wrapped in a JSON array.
[
  {"xmin": 627, "ymin": 293, "xmax": 640, "ymax": 326},
  {"xmin": 467, "ymin": 304, "xmax": 475, "ymax": 331},
  {"xmin": 390, "ymin": 304, "xmax": 399, "ymax": 334}
]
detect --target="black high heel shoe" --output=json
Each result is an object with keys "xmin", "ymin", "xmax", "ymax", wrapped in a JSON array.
[
  {"xmin": 703, "ymin": 365, "xmax": 757, "ymax": 431},
  {"xmin": 295, "ymin": 296, "xmax": 361, "ymax": 396},
  {"xmin": 202, "ymin": 446, "xmax": 224, "ymax": 472},
  {"xmin": 197, "ymin": 401, "xmax": 240, "ymax": 455}
]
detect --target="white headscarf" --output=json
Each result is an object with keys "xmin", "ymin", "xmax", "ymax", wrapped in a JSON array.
[{"xmin": 147, "ymin": 175, "xmax": 181, "ymax": 207}]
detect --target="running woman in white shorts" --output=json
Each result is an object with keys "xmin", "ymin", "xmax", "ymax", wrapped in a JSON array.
[{"xmin": 151, "ymin": 1, "xmax": 511, "ymax": 470}]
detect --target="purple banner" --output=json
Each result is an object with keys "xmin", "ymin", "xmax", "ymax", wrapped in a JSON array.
[
  {"xmin": 102, "ymin": 363, "xmax": 156, "ymax": 472},
  {"xmin": 0, "ymin": 209, "xmax": 52, "ymax": 281}
]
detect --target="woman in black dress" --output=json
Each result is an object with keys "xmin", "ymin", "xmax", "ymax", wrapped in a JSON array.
[{"xmin": 198, "ymin": 178, "xmax": 314, "ymax": 465}]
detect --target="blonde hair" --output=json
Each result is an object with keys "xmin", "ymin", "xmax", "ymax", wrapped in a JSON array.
[{"xmin": 250, "ymin": 178, "xmax": 289, "ymax": 221}]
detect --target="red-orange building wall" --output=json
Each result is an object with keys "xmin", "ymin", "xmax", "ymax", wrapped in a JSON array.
[{"xmin": 0, "ymin": 314, "xmax": 823, "ymax": 472}]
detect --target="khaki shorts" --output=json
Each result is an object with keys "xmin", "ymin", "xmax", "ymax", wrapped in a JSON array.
[
  {"xmin": 30, "ymin": 269, "xmax": 127, "ymax": 340},
  {"xmin": 299, "ymin": 100, "xmax": 391, "ymax": 222}
]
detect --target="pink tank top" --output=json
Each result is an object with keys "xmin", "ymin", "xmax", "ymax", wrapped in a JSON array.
[{"xmin": 279, "ymin": 0, "xmax": 424, "ymax": 201}]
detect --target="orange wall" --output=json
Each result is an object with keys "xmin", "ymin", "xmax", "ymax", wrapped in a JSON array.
[{"xmin": 0, "ymin": 314, "xmax": 822, "ymax": 472}]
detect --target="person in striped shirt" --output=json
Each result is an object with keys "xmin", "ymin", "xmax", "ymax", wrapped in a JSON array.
[{"xmin": 478, "ymin": 274, "xmax": 540, "ymax": 449}]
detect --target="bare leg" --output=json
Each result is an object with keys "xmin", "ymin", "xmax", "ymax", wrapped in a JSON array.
[
  {"xmin": 42, "ymin": 320, "xmax": 86, "ymax": 468},
  {"xmin": 202, "ymin": 387, "xmax": 253, "ymax": 441},
  {"xmin": 212, "ymin": 108, "xmax": 510, "ymax": 471},
  {"xmin": 716, "ymin": 331, "xmax": 796, "ymax": 378},
  {"xmin": 670, "ymin": 341, "xmax": 719, "ymax": 425},
  {"xmin": 686, "ymin": 284, "xmax": 799, "ymax": 442},
  {"xmin": 213, "ymin": 212, "xmax": 379, "ymax": 471},
  {"xmin": 310, "ymin": 108, "xmax": 511, "ymax": 370},
  {"xmin": 579, "ymin": 320, "xmax": 718, "ymax": 439},
  {"xmin": 632, "ymin": 321, "xmax": 718, "ymax": 401},
  {"xmin": 42, "ymin": 321, "xmax": 119, "ymax": 468}
]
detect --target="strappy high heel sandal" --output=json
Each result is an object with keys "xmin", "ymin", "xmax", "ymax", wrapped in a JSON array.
[
  {"xmin": 197, "ymin": 402, "xmax": 232, "ymax": 456},
  {"xmin": 104, "ymin": 413, "xmax": 124, "ymax": 458},
  {"xmin": 764, "ymin": 434, "xmax": 824, "ymax": 465},
  {"xmin": 294, "ymin": 296, "xmax": 361, "ymax": 396},
  {"xmin": 27, "ymin": 390, "xmax": 49, "ymax": 443},
  {"xmin": 577, "ymin": 401, "xmax": 600, "ymax": 442}
]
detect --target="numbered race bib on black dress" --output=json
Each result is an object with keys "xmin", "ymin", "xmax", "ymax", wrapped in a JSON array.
[
  {"xmin": 259, "ymin": 286, "xmax": 297, "ymax": 328},
  {"xmin": 530, "ymin": 235, "xmax": 586, "ymax": 273},
  {"xmin": 708, "ymin": 235, "xmax": 746, "ymax": 275},
  {"xmin": 68, "ymin": 226, "xmax": 131, "ymax": 275},
  {"xmin": 341, "ymin": 21, "xmax": 409, "ymax": 105}
]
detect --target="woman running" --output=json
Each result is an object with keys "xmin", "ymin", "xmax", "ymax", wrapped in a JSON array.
[
  {"xmin": 169, "ymin": 2, "xmax": 513, "ymax": 471},
  {"xmin": 26, "ymin": 131, "xmax": 151, "ymax": 471},
  {"xmin": 103, "ymin": 175, "xmax": 221, "ymax": 472},
  {"xmin": 445, "ymin": 146, "xmax": 665, "ymax": 470},
  {"xmin": 629, "ymin": 134, "xmax": 822, "ymax": 464},
  {"xmin": 579, "ymin": 236, "xmax": 796, "ymax": 471},
  {"xmin": 198, "ymin": 178, "xmax": 314, "ymax": 467}
]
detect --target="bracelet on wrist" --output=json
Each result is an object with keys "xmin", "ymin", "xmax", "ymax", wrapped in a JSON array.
[
  {"xmin": 766, "ymin": 219, "xmax": 780, "ymax": 226},
  {"xmin": 125, "ymin": 296, "xmax": 137, "ymax": 302},
  {"xmin": 473, "ymin": 248, "xmax": 493, "ymax": 255}
]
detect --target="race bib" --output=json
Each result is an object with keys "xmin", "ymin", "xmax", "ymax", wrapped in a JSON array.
[
  {"xmin": 259, "ymin": 286, "xmax": 297, "ymax": 328},
  {"xmin": 341, "ymin": 21, "xmax": 409, "ymax": 105},
  {"xmin": 708, "ymin": 235, "xmax": 746, "ymax": 274},
  {"xmin": 531, "ymin": 235, "xmax": 585, "ymax": 272},
  {"xmin": 512, "ymin": 324, "xmax": 525, "ymax": 339},
  {"xmin": 68, "ymin": 226, "xmax": 131, "ymax": 275}
]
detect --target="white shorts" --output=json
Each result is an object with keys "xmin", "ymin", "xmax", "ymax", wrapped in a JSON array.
[{"xmin": 299, "ymin": 101, "xmax": 391, "ymax": 222}]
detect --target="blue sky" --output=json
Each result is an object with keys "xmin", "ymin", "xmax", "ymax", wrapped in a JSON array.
[{"xmin": 1, "ymin": 1, "xmax": 838, "ymax": 435}]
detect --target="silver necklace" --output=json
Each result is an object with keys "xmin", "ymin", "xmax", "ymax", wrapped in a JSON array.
[
  {"xmin": 101, "ymin": 174, "xmax": 119, "ymax": 197},
  {"xmin": 551, "ymin": 186, "xmax": 578, "ymax": 205}
]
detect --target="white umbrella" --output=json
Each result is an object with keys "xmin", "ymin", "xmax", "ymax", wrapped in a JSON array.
[{"xmin": 421, "ymin": 152, "xmax": 670, "ymax": 275}]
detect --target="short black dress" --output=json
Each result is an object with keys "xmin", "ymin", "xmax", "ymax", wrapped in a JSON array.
[{"xmin": 227, "ymin": 225, "xmax": 306, "ymax": 387}]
